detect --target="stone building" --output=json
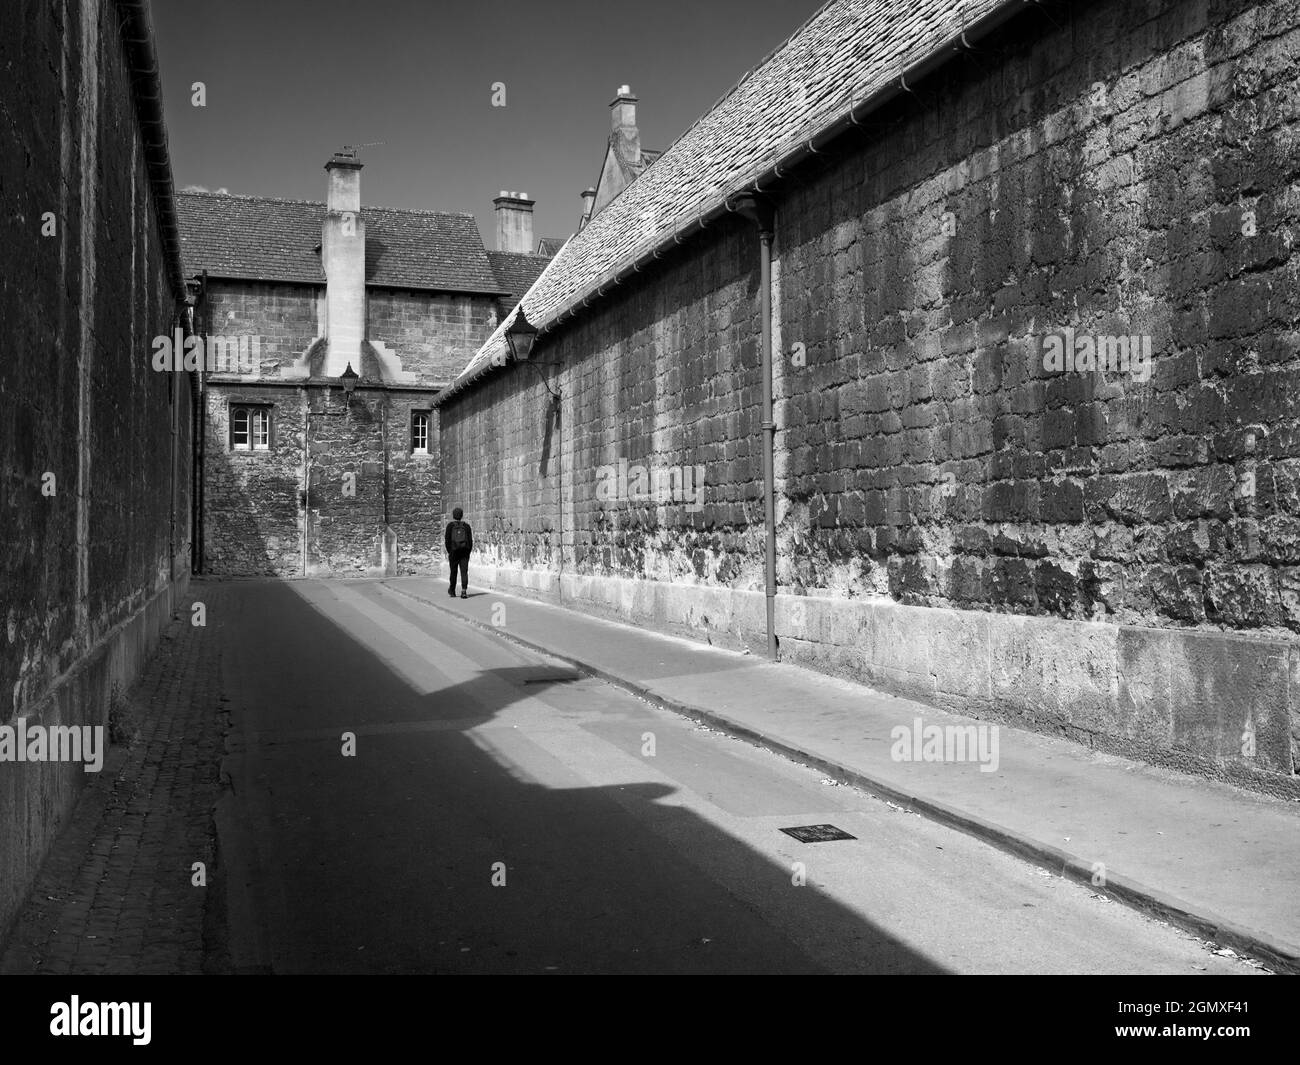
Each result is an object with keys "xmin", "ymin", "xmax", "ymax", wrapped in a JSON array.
[
  {"xmin": 435, "ymin": 0, "xmax": 1300, "ymax": 793},
  {"xmin": 2, "ymin": 0, "xmax": 194, "ymax": 938},
  {"xmin": 176, "ymin": 160, "xmax": 551, "ymax": 576}
]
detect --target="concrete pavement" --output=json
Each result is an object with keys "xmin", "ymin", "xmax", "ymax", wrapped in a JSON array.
[{"xmin": 384, "ymin": 574, "xmax": 1300, "ymax": 973}]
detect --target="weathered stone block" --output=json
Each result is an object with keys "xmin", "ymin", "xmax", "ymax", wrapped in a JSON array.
[{"xmin": 1168, "ymin": 630, "xmax": 1292, "ymax": 773}]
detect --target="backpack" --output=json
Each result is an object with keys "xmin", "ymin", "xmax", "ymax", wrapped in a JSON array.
[{"xmin": 450, "ymin": 521, "xmax": 469, "ymax": 550}]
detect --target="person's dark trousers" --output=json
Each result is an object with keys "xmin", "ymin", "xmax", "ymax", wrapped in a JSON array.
[{"xmin": 448, "ymin": 550, "xmax": 470, "ymax": 595}]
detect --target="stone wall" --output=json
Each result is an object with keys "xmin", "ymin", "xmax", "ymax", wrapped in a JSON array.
[
  {"xmin": 0, "ymin": 0, "xmax": 192, "ymax": 940},
  {"xmin": 388, "ymin": 397, "xmax": 443, "ymax": 574},
  {"xmin": 368, "ymin": 289, "xmax": 500, "ymax": 383},
  {"xmin": 438, "ymin": 0, "xmax": 1300, "ymax": 792},
  {"xmin": 196, "ymin": 280, "xmax": 493, "ymax": 575},
  {"xmin": 202, "ymin": 384, "xmax": 304, "ymax": 575},
  {"xmin": 200, "ymin": 282, "xmax": 320, "ymax": 376},
  {"xmin": 202, "ymin": 384, "xmax": 443, "ymax": 576}
]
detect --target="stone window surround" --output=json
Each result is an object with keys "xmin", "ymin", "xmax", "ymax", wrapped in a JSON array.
[
  {"xmin": 410, "ymin": 409, "xmax": 432, "ymax": 457},
  {"xmin": 229, "ymin": 402, "xmax": 274, "ymax": 452}
]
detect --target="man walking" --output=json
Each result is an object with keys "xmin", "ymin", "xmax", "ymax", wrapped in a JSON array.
[{"xmin": 445, "ymin": 506, "xmax": 473, "ymax": 598}]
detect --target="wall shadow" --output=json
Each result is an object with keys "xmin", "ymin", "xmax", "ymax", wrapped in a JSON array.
[{"xmin": 214, "ymin": 579, "xmax": 948, "ymax": 974}]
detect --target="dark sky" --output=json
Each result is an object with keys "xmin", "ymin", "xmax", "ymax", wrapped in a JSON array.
[{"xmin": 152, "ymin": 0, "xmax": 825, "ymax": 248}]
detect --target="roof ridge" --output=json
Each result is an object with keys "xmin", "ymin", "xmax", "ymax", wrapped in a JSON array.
[
  {"xmin": 367, "ymin": 204, "xmax": 478, "ymax": 219},
  {"xmin": 176, "ymin": 190, "xmax": 324, "ymax": 206},
  {"xmin": 176, "ymin": 190, "xmax": 477, "ymax": 218},
  {"xmin": 636, "ymin": 0, "xmax": 841, "ymax": 167}
]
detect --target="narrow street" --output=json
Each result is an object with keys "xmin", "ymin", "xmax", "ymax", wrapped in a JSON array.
[
  {"xmin": 195, "ymin": 579, "xmax": 1257, "ymax": 975},
  {"xmin": 7, "ymin": 0, "xmax": 1296, "ymax": 1033}
]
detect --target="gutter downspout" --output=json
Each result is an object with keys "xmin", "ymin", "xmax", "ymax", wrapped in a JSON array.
[
  {"xmin": 382, "ymin": 394, "xmax": 394, "ymax": 576},
  {"xmin": 302, "ymin": 400, "xmax": 310, "ymax": 578},
  {"xmin": 557, "ymin": 391, "xmax": 563, "ymax": 603},
  {"xmin": 195, "ymin": 270, "xmax": 208, "ymax": 575},
  {"xmin": 735, "ymin": 195, "xmax": 778, "ymax": 659},
  {"xmin": 169, "ymin": 308, "xmax": 178, "ymax": 587}
]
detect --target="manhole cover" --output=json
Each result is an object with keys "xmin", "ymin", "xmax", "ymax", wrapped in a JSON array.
[{"xmin": 780, "ymin": 824, "xmax": 857, "ymax": 843}]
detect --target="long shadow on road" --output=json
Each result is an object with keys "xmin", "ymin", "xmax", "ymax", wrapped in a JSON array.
[{"xmin": 211, "ymin": 579, "xmax": 946, "ymax": 974}]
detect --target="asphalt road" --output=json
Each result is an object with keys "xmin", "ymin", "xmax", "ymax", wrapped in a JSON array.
[{"xmin": 212, "ymin": 579, "xmax": 1263, "ymax": 975}]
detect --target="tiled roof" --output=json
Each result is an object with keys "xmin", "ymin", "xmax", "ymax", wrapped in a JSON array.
[
  {"xmin": 536, "ymin": 236, "xmax": 568, "ymax": 256},
  {"xmin": 487, "ymin": 251, "xmax": 554, "ymax": 312},
  {"xmin": 176, "ymin": 191, "xmax": 506, "ymax": 294},
  {"xmin": 445, "ymin": 0, "xmax": 1014, "ymax": 398}
]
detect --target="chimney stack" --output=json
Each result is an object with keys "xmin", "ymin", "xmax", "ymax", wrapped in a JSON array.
[
  {"xmin": 322, "ymin": 150, "xmax": 366, "ymax": 377},
  {"xmin": 578, "ymin": 186, "xmax": 597, "ymax": 231},
  {"xmin": 610, "ymin": 85, "xmax": 640, "ymax": 164},
  {"xmin": 493, "ymin": 191, "xmax": 535, "ymax": 254}
]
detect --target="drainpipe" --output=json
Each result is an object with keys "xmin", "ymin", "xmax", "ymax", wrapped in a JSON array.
[
  {"xmin": 734, "ymin": 195, "xmax": 778, "ymax": 659},
  {"xmin": 302, "ymin": 398, "xmax": 310, "ymax": 578},
  {"xmin": 169, "ymin": 307, "xmax": 178, "ymax": 587},
  {"xmin": 195, "ymin": 270, "xmax": 208, "ymax": 575},
  {"xmin": 382, "ymin": 396, "xmax": 390, "ymax": 528},
  {"xmin": 557, "ymin": 392, "xmax": 563, "ymax": 603},
  {"xmin": 382, "ymin": 394, "xmax": 393, "ymax": 575}
]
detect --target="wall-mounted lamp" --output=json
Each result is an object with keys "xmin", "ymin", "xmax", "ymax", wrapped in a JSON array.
[
  {"xmin": 339, "ymin": 362, "xmax": 359, "ymax": 405},
  {"xmin": 503, "ymin": 307, "xmax": 558, "ymax": 405},
  {"xmin": 505, "ymin": 308, "xmax": 539, "ymax": 362}
]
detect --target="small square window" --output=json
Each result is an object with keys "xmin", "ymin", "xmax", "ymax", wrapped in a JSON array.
[
  {"xmin": 231, "ymin": 405, "xmax": 271, "ymax": 451},
  {"xmin": 412, "ymin": 411, "xmax": 430, "ymax": 454}
]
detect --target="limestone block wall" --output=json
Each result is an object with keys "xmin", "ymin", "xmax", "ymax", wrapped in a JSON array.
[
  {"xmin": 1, "ymin": 0, "xmax": 193, "ymax": 941},
  {"xmin": 202, "ymin": 384, "xmax": 443, "ymax": 576},
  {"xmin": 438, "ymin": 0, "xmax": 1300, "ymax": 792},
  {"xmin": 196, "ymin": 280, "xmax": 483, "ymax": 575},
  {"xmin": 202, "ymin": 385, "xmax": 305, "ymax": 576},
  {"xmin": 368, "ymin": 290, "xmax": 499, "ymax": 384},
  {"xmin": 200, "ymin": 283, "xmax": 321, "ymax": 377}
]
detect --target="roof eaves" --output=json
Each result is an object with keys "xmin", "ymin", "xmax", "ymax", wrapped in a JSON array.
[
  {"xmin": 432, "ymin": 255, "xmax": 568, "ymax": 408},
  {"xmin": 438, "ymin": 0, "xmax": 1024, "ymax": 407},
  {"xmin": 116, "ymin": 0, "xmax": 187, "ymax": 300},
  {"xmin": 191, "ymin": 271, "xmax": 510, "ymax": 297}
]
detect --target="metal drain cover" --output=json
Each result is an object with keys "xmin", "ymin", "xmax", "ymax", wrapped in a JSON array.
[{"xmin": 780, "ymin": 824, "xmax": 857, "ymax": 843}]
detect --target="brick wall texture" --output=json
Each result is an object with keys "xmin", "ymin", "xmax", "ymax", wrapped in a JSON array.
[
  {"xmin": 438, "ymin": 0, "xmax": 1300, "ymax": 769},
  {"xmin": 1, "ymin": 0, "xmax": 193, "ymax": 937}
]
